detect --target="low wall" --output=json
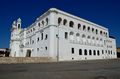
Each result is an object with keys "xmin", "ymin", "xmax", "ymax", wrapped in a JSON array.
[{"xmin": 0, "ymin": 57, "xmax": 57, "ymax": 64}]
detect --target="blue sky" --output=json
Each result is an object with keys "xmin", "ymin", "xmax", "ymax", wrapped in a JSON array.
[{"xmin": 0, "ymin": 0, "xmax": 120, "ymax": 48}]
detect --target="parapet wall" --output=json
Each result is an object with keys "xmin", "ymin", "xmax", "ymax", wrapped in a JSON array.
[{"xmin": 0, "ymin": 57, "xmax": 57, "ymax": 64}]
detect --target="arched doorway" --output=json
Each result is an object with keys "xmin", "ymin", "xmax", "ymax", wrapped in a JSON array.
[{"xmin": 26, "ymin": 50, "xmax": 31, "ymax": 57}]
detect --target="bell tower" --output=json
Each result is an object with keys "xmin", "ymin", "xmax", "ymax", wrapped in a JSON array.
[{"xmin": 10, "ymin": 18, "xmax": 22, "ymax": 57}]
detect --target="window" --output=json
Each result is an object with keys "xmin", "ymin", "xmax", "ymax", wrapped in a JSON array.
[
  {"xmin": 111, "ymin": 51, "xmax": 112, "ymax": 54},
  {"xmin": 38, "ymin": 23, "xmax": 40, "ymax": 27},
  {"xmin": 78, "ymin": 23, "xmax": 81, "ymax": 29},
  {"xmin": 45, "ymin": 47, "xmax": 47, "ymax": 50},
  {"xmin": 71, "ymin": 48, "xmax": 74, "ymax": 54},
  {"xmin": 102, "ymin": 50, "xmax": 104, "ymax": 54},
  {"xmin": 41, "ymin": 33, "xmax": 43, "ymax": 40},
  {"xmin": 96, "ymin": 29, "xmax": 98, "ymax": 34},
  {"xmin": 42, "ymin": 20, "xmax": 44, "ymax": 26},
  {"xmin": 63, "ymin": 19, "xmax": 67, "ymax": 25},
  {"xmin": 32, "ymin": 40, "xmax": 34, "ymax": 44},
  {"xmin": 45, "ymin": 34, "xmax": 48, "ymax": 40},
  {"xmin": 83, "ymin": 25, "xmax": 86, "ymax": 31},
  {"xmin": 84, "ymin": 49, "xmax": 87, "ymax": 55},
  {"xmin": 37, "ymin": 37, "xmax": 39, "ymax": 42},
  {"xmin": 106, "ymin": 50, "xmax": 107, "ymax": 54},
  {"xmin": 97, "ymin": 50, "xmax": 100, "ymax": 55},
  {"xmin": 58, "ymin": 17, "xmax": 62, "ymax": 24},
  {"xmin": 93, "ymin": 50, "xmax": 96, "ymax": 55},
  {"xmin": 69, "ymin": 21, "xmax": 74, "ymax": 28},
  {"xmin": 46, "ymin": 18, "xmax": 48, "ymax": 25},
  {"xmin": 79, "ymin": 49, "xmax": 82, "ymax": 55},
  {"xmin": 33, "ymin": 28, "xmax": 35, "ymax": 31},
  {"xmin": 76, "ymin": 33, "xmax": 80, "ymax": 37},
  {"xmin": 108, "ymin": 50, "xmax": 110, "ymax": 54},
  {"xmin": 100, "ymin": 31, "xmax": 102, "ymax": 35},
  {"xmin": 69, "ymin": 31, "xmax": 74, "ymax": 41},
  {"xmin": 65, "ymin": 32, "xmax": 68, "ymax": 39},
  {"xmin": 88, "ymin": 27, "xmax": 90, "ymax": 32},
  {"xmin": 89, "ymin": 50, "xmax": 92, "ymax": 55},
  {"xmin": 18, "ymin": 24, "xmax": 20, "ymax": 28},
  {"xmin": 92, "ymin": 28, "xmax": 94, "ymax": 33},
  {"xmin": 37, "ymin": 48, "xmax": 39, "ymax": 51}
]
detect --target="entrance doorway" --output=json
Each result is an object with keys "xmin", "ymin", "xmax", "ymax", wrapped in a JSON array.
[{"xmin": 26, "ymin": 50, "xmax": 31, "ymax": 57}]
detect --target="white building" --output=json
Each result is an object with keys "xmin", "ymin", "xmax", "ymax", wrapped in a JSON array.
[{"xmin": 10, "ymin": 8, "xmax": 117, "ymax": 61}]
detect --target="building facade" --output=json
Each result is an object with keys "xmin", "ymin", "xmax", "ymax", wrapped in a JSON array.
[{"xmin": 10, "ymin": 8, "xmax": 117, "ymax": 61}]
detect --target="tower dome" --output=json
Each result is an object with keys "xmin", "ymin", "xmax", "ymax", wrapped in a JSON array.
[{"xmin": 17, "ymin": 18, "xmax": 21, "ymax": 22}]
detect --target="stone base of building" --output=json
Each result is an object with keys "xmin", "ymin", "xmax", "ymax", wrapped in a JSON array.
[{"xmin": 0, "ymin": 57, "xmax": 57, "ymax": 64}]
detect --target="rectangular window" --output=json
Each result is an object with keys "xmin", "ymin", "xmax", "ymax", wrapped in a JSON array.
[
  {"xmin": 65, "ymin": 32, "xmax": 68, "ymax": 39},
  {"xmin": 71, "ymin": 48, "xmax": 74, "ymax": 54}
]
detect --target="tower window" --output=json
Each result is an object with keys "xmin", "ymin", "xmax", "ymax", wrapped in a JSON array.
[
  {"xmin": 71, "ymin": 48, "xmax": 74, "ymax": 54},
  {"xmin": 18, "ymin": 24, "xmax": 20, "ymax": 29}
]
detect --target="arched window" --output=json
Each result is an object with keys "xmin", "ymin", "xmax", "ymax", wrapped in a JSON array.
[
  {"xmin": 46, "ymin": 18, "xmax": 48, "ymax": 25},
  {"xmin": 111, "ymin": 51, "xmax": 112, "ymax": 54},
  {"xmin": 38, "ymin": 22, "xmax": 40, "ymax": 27},
  {"xmin": 106, "ymin": 33, "xmax": 108, "ymax": 37},
  {"xmin": 96, "ymin": 29, "xmax": 98, "ymax": 34},
  {"xmin": 69, "ymin": 31, "xmax": 74, "ymax": 41},
  {"xmin": 100, "ymin": 31, "xmax": 102, "ymax": 35},
  {"xmin": 97, "ymin": 50, "xmax": 100, "ymax": 55},
  {"xmin": 92, "ymin": 28, "xmax": 94, "ymax": 33},
  {"xmin": 83, "ymin": 25, "xmax": 86, "ymax": 31},
  {"xmin": 88, "ymin": 27, "xmax": 90, "ymax": 32},
  {"xmin": 79, "ymin": 49, "xmax": 82, "ymax": 55},
  {"xmin": 63, "ymin": 19, "xmax": 67, "ymax": 25},
  {"xmin": 76, "ymin": 33, "xmax": 80, "ymax": 37},
  {"xmin": 84, "ymin": 49, "xmax": 87, "ymax": 55},
  {"xmin": 89, "ymin": 50, "xmax": 92, "ymax": 55},
  {"xmin": 82, "ymin": 34, "xmax": 86, "ymax": 38},
  {"xmin": 58, "ymin": 17, "xmax": 62, "ymax": 25},
  {"xmin": 76, "ymin": 33, "xmax": 80, "ymax": 42},
  {"xmin": 78, "ymin": 23, "xmax": 81, "ymax": 29},
  {"xmin": 93, "ymin": 50, "xmax": 96, "ymax": 55},
  {"xmin": 102, "ymin": 50, "xmax": 104, "ymax": 54},
  {"xmin": 42, "ymin": 20, "xmax": 45, "ymax": 26},
  {"xmin": 104, "ymin": 32, "xmax": 106, "ymax": 36},
  {"xmin": 87, "ymin": 36, "xmax": 91, "ymax": 44},
  {"xmin": 82, "ymin": 34, "xmax": 86, "ymax": 43},
  {"xmin": 69, "ymin": 21, "xmax": 74, "ymax": 28}
]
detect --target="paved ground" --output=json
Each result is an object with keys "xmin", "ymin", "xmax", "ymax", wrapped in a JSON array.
[{"xmin": 0, "ymin": 59, "xmax": 120, "ymax": 79}]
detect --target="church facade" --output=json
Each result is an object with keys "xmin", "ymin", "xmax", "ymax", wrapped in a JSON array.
[{"xmin": 10, "ymin": 8, "xmax": 117, "ymax": 61}]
